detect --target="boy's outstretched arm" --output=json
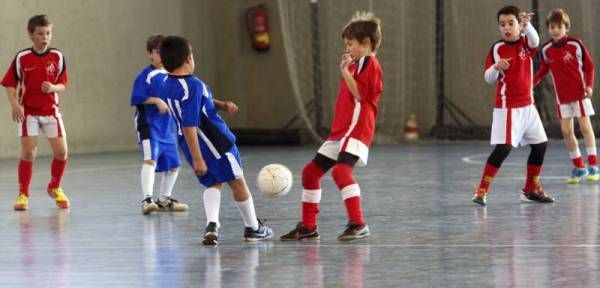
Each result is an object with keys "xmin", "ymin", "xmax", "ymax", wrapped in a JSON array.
[
  {"xmin": 213, "ymin": 99, "xmax": 239, "ymax": 116},
  {"xmin": 182, "ymin": 127, "xmax": 207, "ymax": 175},
  {"xmin": 521, "ymin": 22, "xmax": 539, "ymax": 48},
  {"xmin": 143, "ymin": 96, "xmax": 169, "ymax": 113},
  {"xmin": 5, "ymin": 87, "xmax": 23, "ymax": 122}
]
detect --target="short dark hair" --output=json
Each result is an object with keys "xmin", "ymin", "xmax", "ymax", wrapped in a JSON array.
[
  {"xmin": 546, "ymin": 8, "xmax": 570, "ymax": 29},
  {"xmin": 160, "ymin": 36, "xmax": 191, "ymax": 72},
  {"xmin": 28, "ymin": 15, "xmax": 51, "ymax": 33},
  {"xmin": 146, "ymin": 34, "xmax": 165, "ymax": 52},
  {"xmin": 497, "ymin": 5, "xmax": 520, "ymax": 23},
  {"xmin": 341, "ymin": 12, "xmax": 382, "ymax": 51}
]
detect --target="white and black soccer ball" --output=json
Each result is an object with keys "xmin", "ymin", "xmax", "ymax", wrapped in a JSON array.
[{"xmin": 257, "ymin": 163, "xmax": 293, "ymax": 198}]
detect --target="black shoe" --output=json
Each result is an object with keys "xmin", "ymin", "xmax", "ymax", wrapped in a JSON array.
[
  {"xmin": 520, "ymin": 188, "xmax": 555, "ymax": 203},
  {"xmin": 243, "ymin": 219, "xmax": 273, "ymax": 242},
  {"xmin": 202, "ymin": 222, "xmax": 219, "ymax": 245},
  {"xmin": 280, "ymin": 222, "xmax": 320, "ymax": 241},
  {"xmin": 338, "ymin": 222, "xmax": 370, "ymax": 241}
]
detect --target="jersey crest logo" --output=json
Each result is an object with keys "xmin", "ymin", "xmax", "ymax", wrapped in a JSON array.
[
  {"xmin": 562, "ymin": 51, "xmax": 574, "ymax": 63},
  {"xmin": 46, "ymin": 62, "xmax": 56, "ymax": 76},
  {"xmin": 518, "ymin": 47, "xmax": 529, "ymax": 60}
]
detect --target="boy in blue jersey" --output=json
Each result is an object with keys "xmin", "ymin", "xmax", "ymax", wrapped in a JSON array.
[
  {"xmin": 159, "ymin": 35, "xmax": 273, "ymax": 245},
  {"xmin": 131, "ymin": 35, "xmax": 188, "ymax": 214}
]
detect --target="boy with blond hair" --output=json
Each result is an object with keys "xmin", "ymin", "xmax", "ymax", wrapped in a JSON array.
[
  {"xmin": 281, "ymin": 11, "xmax": 383, "ymax": 241},
  {"xmin": 534, "ymin": 8, "xmax": 597, "ymax": 184}
]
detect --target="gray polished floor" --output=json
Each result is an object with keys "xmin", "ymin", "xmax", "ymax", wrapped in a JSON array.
[{"xmin": 0, "ymin": 143, "xmax": 599, "ymax": 287}]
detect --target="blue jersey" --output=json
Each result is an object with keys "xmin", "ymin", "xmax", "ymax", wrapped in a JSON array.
[
  {"xmin": 131, "ymin": 65, "xmax": 175, "ymax": 144},
  {"xmin": 161, "ymin": 75, "xmax": 236, "ymax": 158}
]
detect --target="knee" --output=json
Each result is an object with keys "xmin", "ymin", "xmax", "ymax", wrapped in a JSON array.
[
  {"xmin": 302, "ymin": 162, "xmax": 324, "ymax": 187},
  {"xmin": 531, "ymin": 141, "xmax": 548, "ymax": 155},
  {"xmin": 54, "ymin": 151, "xmax": 68, "ymax": 160},
  {"xmin": 21, "ymin": 148, "xmax": 37, "ymax": 161},
  {"xmin": 561, "ymin": 126, "xmax": 574, "ymax": 137},
  {"xmin": 331, "ymin": 164, "xmax": 355, "ymax": 189}
]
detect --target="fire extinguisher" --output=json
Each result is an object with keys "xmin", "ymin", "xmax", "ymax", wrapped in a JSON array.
[{"xmin": 246, "ymin": 4, "xmax": 270, "ymax": 52}]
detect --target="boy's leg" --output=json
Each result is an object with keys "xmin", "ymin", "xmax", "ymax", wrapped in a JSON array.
[
  {"xmin": 473, "ymin": 144, "xmax": 512, "ymax": 205},
  {"xmin": 229, "ymin": 177, "xmax": 273, "ymax": 241},
  {"xmin": 332, "ymin": 152, "xmax": 370, "ymax": 241},
  {"xmin": 15, "ymin": 136, "xmax": 37, "ymax": 210},
  {"xmin": 561, "ymin": 118, "xmax": 587, "ymax": 184},
  {"xmin": 202, "ymin": 184, "xmax": 222, "ymax": 245},
  {"xmin": 47, "ymin": 136, "xmax": 69, "ymax": 208},
  {"xmin": 156, "ymin": 144, "xmax": 187, "ymax": 211},
  {"xmin": 521, "ymin": 142, "xmax": 554, "ymax": 203},
  {"xmin": 578, "ymin": 116, "xmax": 599, "ymax": 181}
]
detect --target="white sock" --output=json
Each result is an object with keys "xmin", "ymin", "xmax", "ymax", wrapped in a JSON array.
[
  {"xmin": 159, "ymin": 169, "xmax": 179, "ymax": 202},
  {"xmin": 203, "ymin": 187, "xmax": 221, "ymax": 227},
  {"xmin": 569, "ymin": 148, "xmax": 581, "ymax": 159},
  {"xmin": 235, "ymin": 195, "xmax": 259, "ymax": 231},
  {"xmin": 586, "ymin": 146, "xmax": 597, "ymax": 157},
  {"xmin": 141, "ymin": 163, "xmax": 155, "ymax": 198}
]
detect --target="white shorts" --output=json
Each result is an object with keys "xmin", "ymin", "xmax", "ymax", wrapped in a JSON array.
[
  {"xmin": 317, "ymin": 138, "xmax": 369, "ymax": 166},
  {"xmin": 18, "ymin": 114, "xmax": 66, "ymax": 138},
  {"xmin": 490, "ymin": 105, "xmax": 547, "ymax": 147},
  {"xmin": 556, "ymin": 98, "xmax": 595, "ymax": 119}
]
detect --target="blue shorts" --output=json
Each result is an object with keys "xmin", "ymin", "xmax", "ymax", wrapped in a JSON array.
[
  {"xmin": 181, "ymin": 144, "xmax": 244, "ymax": 187},
  {"xmin": 140, "ymin": 139, "xmax": 181, "ymax": 172}
]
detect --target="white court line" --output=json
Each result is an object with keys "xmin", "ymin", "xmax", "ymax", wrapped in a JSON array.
[
  {"xmin": 462, "ymin": 153, "xmax": 570, "ymax": 180},
  {"xmin": 2, "ymin": 244, "xmax": 600, "ymax": 249},
  {"xmin": 0, "ymin": 164, "xmax": 140, "ymax": 179}
]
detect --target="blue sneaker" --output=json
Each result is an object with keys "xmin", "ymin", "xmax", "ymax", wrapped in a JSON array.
[
  {"xmin": 587, "ymin": 166, "xmax": 600, "ymax": 181},
  {"xmin": 244, "ymin": 219, "xmax": 273, "ymax": 242},
  {"xmin": 567, "ymin": 167, "xmax": 588, "ymax": 184}
]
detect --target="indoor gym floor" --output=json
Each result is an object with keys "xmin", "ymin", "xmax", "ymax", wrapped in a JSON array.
[{"xmin": 0, "ymin": 143, "xmax": 598, "ymax": 287}]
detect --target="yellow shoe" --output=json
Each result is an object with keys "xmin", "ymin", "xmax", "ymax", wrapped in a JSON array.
[
  {"xmin": 48, "ymin": 187, "xmax": 70, "ymax": 209},
  {"xmin": 14, "ymin": 194, "xmax": 29, "ymax": 211}
]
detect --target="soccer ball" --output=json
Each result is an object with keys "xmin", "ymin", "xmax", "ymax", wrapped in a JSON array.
[{"xmin": 257, "ymin": 164, "xmax": 293, "ymax": 197}]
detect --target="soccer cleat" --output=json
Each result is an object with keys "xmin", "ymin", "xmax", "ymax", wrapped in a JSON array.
[
  {"xmin": 47, "ymin": 187, "xmax": 70, "ymax": 208},
  {"xmin": 14, "ymin": 194, "xmax": 29, "ymax": 211},
  {"xmin": 202, "ymin": 222, "xmax": 219, "ymax": 245},
  {"xmin": 566, "ymin": 167, "xmax": 588, "ymax": 184},
  {"xmin": 472, "ymin": 187, "xmax": 487, "ymax": 206},
  {"xmin": 587, "ymin": 166, "xmax": 600, "ymax": 181},
  {"xmin": 520, "ymin": 186, "xmax": 555, "ymax": 203},
  {"xmin": 244, "ymin": 219, "xmax": 273, "ymax": 242},
  {"xmin": 141, "ymin": 197, "xmax": 158, "ymax": 215},
  {"xmin": 156, "ymin": 197, "xmax": 189, "ymax": 212},
  {"xmin": 338, "ymin": 222, "xmax": 370, "ymax": 241},
  {"xmin": 280, "ymin": 222, "xmax": 320, "ymax": 241}
]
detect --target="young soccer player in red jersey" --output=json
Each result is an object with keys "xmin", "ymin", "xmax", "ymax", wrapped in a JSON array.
[
  {"xmin": 472, "ymin": 6, "xmax": 555, "ymax": 206},
  {"xmin": 1, "ymin": 15, "xmax": 70, "ymax": 210},
  {"xmin": 281, "ymin": 12, "xmax": 383, "ymax": 241},
  {"xmin": 534, "ymin": 8, "xmax": 597, "ymax": 184}
]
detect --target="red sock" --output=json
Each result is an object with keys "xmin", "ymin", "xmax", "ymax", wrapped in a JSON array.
[
  {"xmin": 573, "ymin": 157, "xmax": 586, "ymax": 168},
  {"xmin": 588, "ymin": 155, "xmax": 597, "ymax": 167},
  {"xmin": 478, "ymin": 164, "xmax": 499, "ymax": 192},
  {"xmin": 523, "ymin": 164, "xmax": 542, "ymax": 192},
  {"xmin": 48, "ymin": 158, "xmax": 68, "ymax": 189},
  {"xmin": 301, "ymin": 161, "xmax": 325, "ymax": 230},
  {"xmin": 344, "ymin": 196, "xmax": 364, "ymax": 225},
  {"xmin": 18, "ymin": 160, "xmax": 33, "ymax": 197}
]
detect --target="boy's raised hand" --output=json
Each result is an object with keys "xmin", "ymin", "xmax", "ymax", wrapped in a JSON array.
[
  {"xmin": 340, "ymin": 53, "xmax": 353, "ymax": 71},
  {"xmin": 519, "ymin": 12, "xmax": 534, "ymax": 30}
]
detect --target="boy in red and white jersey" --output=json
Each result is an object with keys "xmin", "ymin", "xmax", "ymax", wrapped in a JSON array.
[
  {"xmin": 281, "ymin": 12, "xmax": 383, "ymax": 241},
  {"xmin": 534, "ymin": 8, "xmax": 597, "ymax": 184},
  {"xmin": 473, "ymin": 6, "xmax": 554, "ymax": 206},
  {"xmin": 1, "ymin": 15, "xmax": 70, "ymax": 210}
]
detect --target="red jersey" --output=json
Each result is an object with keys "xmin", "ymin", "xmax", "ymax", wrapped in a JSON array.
[
  {"xmin": 1, "ymin": 48, "xmax": 68, "ymax": 116},
  {"xmin": 485, "ymin": 36, "xmax": 537, "ymax": 108},
  {"xmin": 328, "ymin": 56, "xmax": 383, "ymax": 147},
  {"xmin": 534, "ymin": 35, "xmax": 595, "ymax": 104}
]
